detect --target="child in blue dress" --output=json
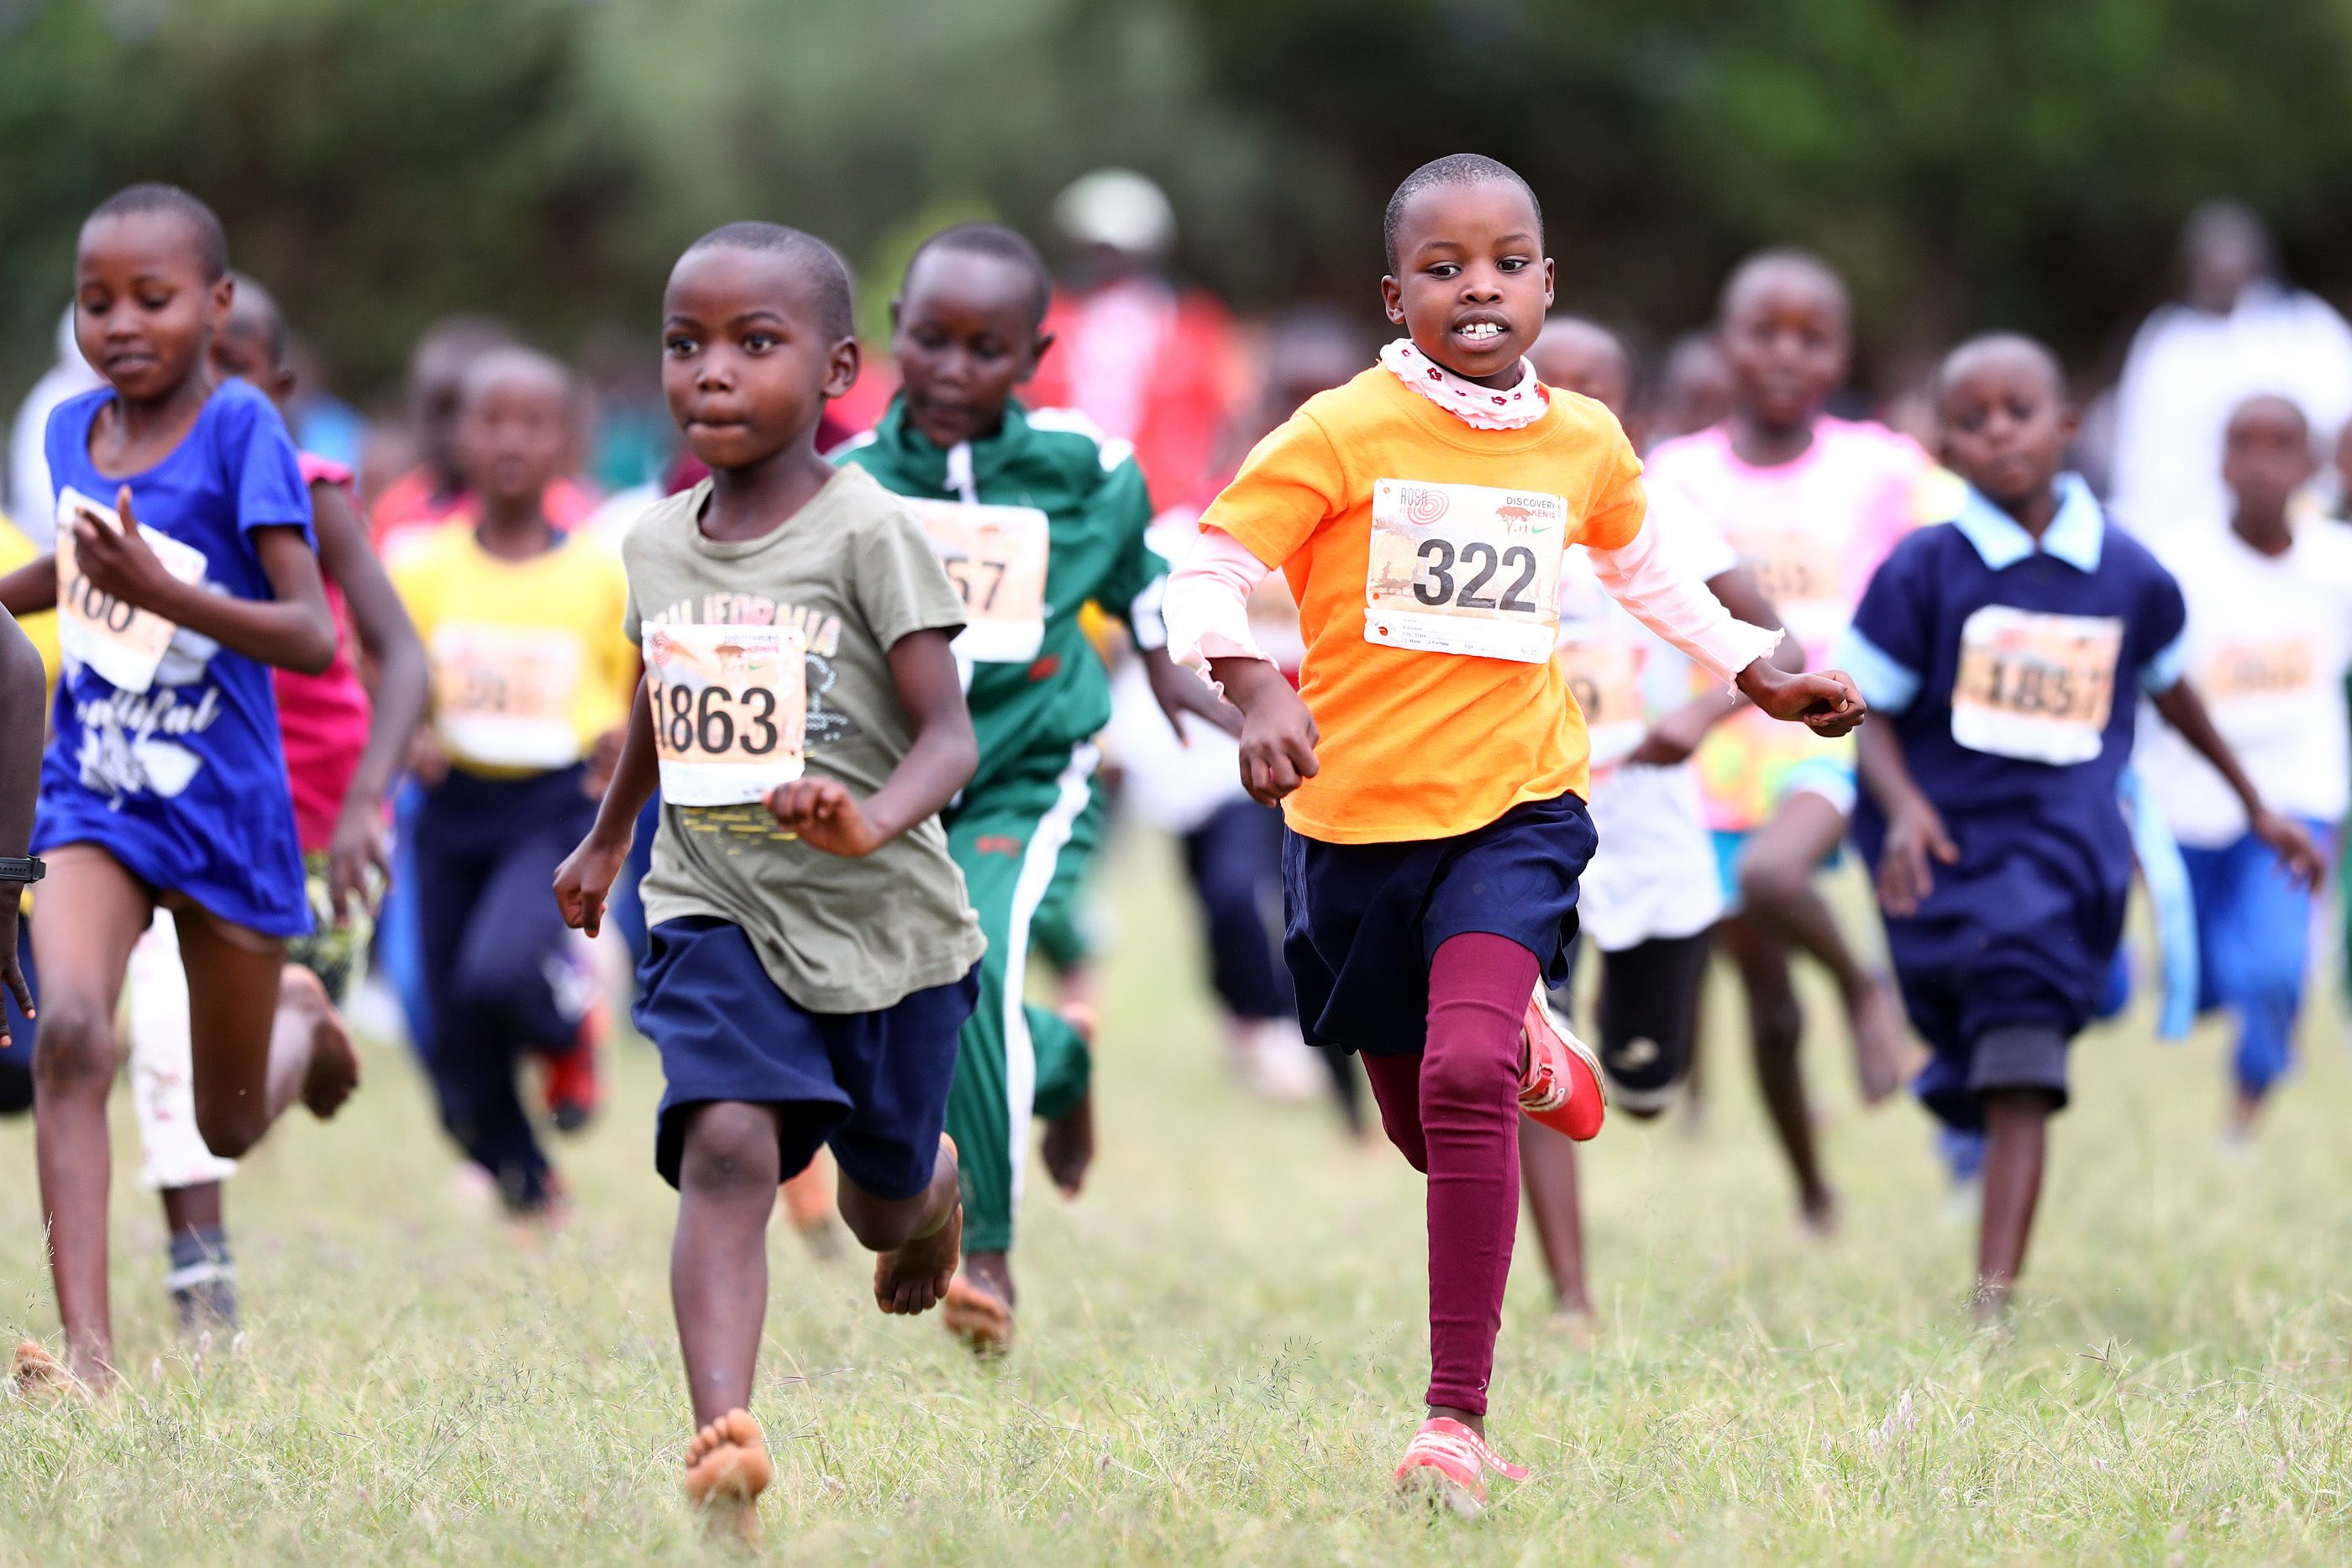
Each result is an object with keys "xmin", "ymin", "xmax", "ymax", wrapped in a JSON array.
[
  {"xmin": 1841, "ymin": 333, "xmax": 2320, "ymax": 1316},
  {"xmin": 0, "ymin": 186, "xmax": 354, "ymax": 1392}
]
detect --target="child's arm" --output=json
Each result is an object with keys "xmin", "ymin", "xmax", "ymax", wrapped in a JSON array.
[
  {"xmin": 0, "ymin": 556, "xmax": 56, "ymax": 617},
  {"xmin": 553, "ymin": 674, "xmax": 658, "ymax": 938},
  {"xmin": 1623, "ymin": 563, "xmax": 1796, "ymax": 766},
  {"xmin": 312, "ymin": 480, "xmax": 428, "ymax": 920},
  {"xmin": 2152, "ymin": 681, "xmax": 2325, "ymax": 886},
  {"xmin": 767, "ymin": 627, "xmax": 976, "ymax": 856},
  {"xmin": 0, "ymin": 609, "xmax": 45, "ymax": 1035},
  {"xmin": 1142, "ymin": 644, "xmax": 1244, "ymax": 738},
  {"xmin": 1165, "ymin": 527, "xmax": 1318, "ymax": 805},
  {"xmin": 70, "ymin": 488, "xmax": 334, "ymax": 674},
  {"xmin": 1856, "ymin": 716, "xmax": 1958, "ymax": 917}
]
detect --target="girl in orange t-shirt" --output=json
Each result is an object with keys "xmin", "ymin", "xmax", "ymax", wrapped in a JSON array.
[{"xmin": 1165, "ymin": 154, "xmax": 1865, "ymax": 1513}]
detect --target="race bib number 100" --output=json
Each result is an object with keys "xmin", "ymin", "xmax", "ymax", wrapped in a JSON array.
[
  {"xmin": 1950, "ymin": 606, "xmax": 2123, "ymax": 766},
  {"xmin": 643, "ymin": 623, "xmax": 808, "ymax": 805},
  {"xmin": 1364, "ymin": 480, "xmax": 1564, "ymax": 663},
  {"xmin": 908, "ymin": 500, "xmax": 1051, "ymax": 664},
  {"xmin": 54, "ymin": 486, "xmax": 207, "ymax": 695}
]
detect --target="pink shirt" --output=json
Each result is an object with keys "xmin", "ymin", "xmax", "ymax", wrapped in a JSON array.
[
  {"xmin": 1644, "ymin": 417, "xmax": 1930, "ymax": 830},
  {"xmin": 275, "ymin": 453, "xmax": 372, "ymax": 854}
]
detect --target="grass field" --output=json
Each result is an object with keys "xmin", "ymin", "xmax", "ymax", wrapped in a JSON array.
[{"xmin": 3, "ymin": 831, "xmax": 2350, "ymax": 1565}]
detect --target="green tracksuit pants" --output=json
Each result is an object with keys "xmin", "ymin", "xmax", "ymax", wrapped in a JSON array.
[{"xmin": 944, "ymin": 741, "xmax": 1104, "ymax": 1254}]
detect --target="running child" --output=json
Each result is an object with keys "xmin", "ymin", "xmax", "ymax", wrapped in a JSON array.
[
  {"xmin": 1844, "ymin": 334, "xmax": 2322, "ymax": 1315},
  {"xmin": 1516, "ymin": 315, "xmax": 1798, "ymax": 1328},
  {"xmin": 393, "ymin": 346, "xmax": 633, "ymax": 1219},
  {"xmin": 1166, "ymin": 155, "xmax": 1864, "ymax": 1511},
  {"xmin": 554, "ymin": 223, "xmax": 983, "ymax": 1536},
  {"xmin": 2139, "ymin": 393, "xmax": 2352, "ymax": 1141},
  {"xmin": 0, "ymin": 185, "xmax": 356, "ymax": 1391},
  {"xmin": 836, "ymin": 222, "xmax": 1235, "ymax": 1351},
  {"xmin": 1646, "ymin": 248, "xmax": 1926, "ymax": 1230}
]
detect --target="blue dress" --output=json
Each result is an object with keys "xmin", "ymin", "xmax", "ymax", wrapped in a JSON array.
[{"xmin": 37, "ymin": 379, "xmax": 315, "ymax": 936}]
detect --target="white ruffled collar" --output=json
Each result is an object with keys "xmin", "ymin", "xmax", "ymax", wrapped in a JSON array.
[{"xmin": 1379, "ymin": 338, "xmax": 1548, "ymax": 430}]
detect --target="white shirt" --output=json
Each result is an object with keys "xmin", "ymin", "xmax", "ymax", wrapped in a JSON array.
[
  {"xmin": 2112, "ymin": 283, "xmax": 2352, "ymax": 543},
  {"xmin": 2140, "ymin": 520, "xmax": 2352, "ymax": 844}
]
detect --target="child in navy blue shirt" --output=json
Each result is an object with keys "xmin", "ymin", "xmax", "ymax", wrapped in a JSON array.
[
  {"xmin": 1841, "ymin": 333, "xmax": 2320, "ymax": 1316},
  {"xmin": 0, "ymin": 185, "xmax": 352, "ymax": 1392}
]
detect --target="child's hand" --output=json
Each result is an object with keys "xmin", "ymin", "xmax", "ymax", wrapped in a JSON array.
[
  {"xmin": 1877, "ymin": 799, "xmax": 1959, "ymax": 917},
  {"xmin": 1143, "ymin": 647, "xmax": 1245, "ymax": 742},
  {"xmin": 326, "ymin": 797, "xmax": 391, "ymax": 925},
  {"xmin": 1736, "ymin": 662, "xmax": 1866, "ymax": 737},
  {"xmin": 1236, "ymin": 684, "xmax": 1320, "ymax": 807},
  {"xmin": 0, "ymin": 897, "xmax": 31, "ymax": 1048},
  {"xmin": 554, "ymin": 829, "xmax": 631, "ymax": 936},
  {"xmin": 407, "ymin": 727, "xmax": 450, "ymax": 787},
  {"xmin": 2251, "ymin": 808, "xmax": 2327, "ymax": 890},
  {"xmin": 73, "ymin": 487, "xmax": 186, "ymax": 616},
  {"xmin": 766, "ymin": 778, "xmax": 885, "ymax": 857},
  {"xmin": 1625, "ymin": 699, "xmax": 1717, "ymax": 768}
]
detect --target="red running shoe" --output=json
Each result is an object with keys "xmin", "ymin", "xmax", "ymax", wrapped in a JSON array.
[
  {"xmin": 1393, "ymin": 1416, "xmax": 1530, "ymax": 1516},
  {"xmin": 542, "ymin": 1022, "xmax": 601, "ymax": 1135},
  {"xmin": 1518, "ymin": 987, "xmax": 1606, "ymax": 1141}
]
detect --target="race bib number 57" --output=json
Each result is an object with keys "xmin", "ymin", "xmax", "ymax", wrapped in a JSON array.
[
  {"xmin": 908, "ymin": 499, "xmax": 1050, "ymax": 664},
  {"xmin": 1950, "ymin": 606, "xmax": 2123, "ymax": 766},
  {"xmin": 1365, "ymin": 480, "xmax": 1564, "ymax": 663},
  {"xmin": 643, "ymin": 623, "xmax": 807, "ymax": 805}
]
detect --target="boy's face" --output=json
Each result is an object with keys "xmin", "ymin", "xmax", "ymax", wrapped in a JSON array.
[
  {"xmin": 207, "ymin": 309, "xmax": 295, "ymax": 412},
  {"xmin": 74, "ymin": 212, "xmax": 231, "ymax": 404},
  {"xmin": 454, "ymin": 367, "xmax": 570, "ymax": 508},
  {"xmin": 1529, "ymin": 323, "xmax": 1633, "ymax": 424},
  {"xmin": 1936, "ymin": 344, "xmax": 2075, "ymax": 509},
  {"xmin": 1719, "ymin": 266, "xmax": 1847, "ymax": 430},
  {"xmin": 890, "ymin": 248, "xmax": 1048, "ymax": 450},
  {"xmin": 2221, "ymin": 396, "xmax": 2314, "ymax": 519},
  {"xmin": 663, "ymin": 247, "xmax": 858, "ymax": 473},
  {"xmin": 1381, "ymin": 181, "xmax": 1552, "ymax": 385}
]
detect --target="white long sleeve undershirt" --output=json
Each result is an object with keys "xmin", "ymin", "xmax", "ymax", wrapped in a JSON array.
[{"xmin": 1164, "ymin": 516, "xmax": 1782, "ymax": 688}]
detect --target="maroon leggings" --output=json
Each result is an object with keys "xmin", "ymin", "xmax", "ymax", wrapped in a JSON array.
[{"xmin": 1360, "ymin": 931, "xmax": 1536, "ymax": 1416}]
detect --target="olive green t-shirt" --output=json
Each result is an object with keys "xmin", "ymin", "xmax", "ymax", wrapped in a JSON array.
[{"xmin": 622, "ymin": 466, "xmax": 985, "ymax": 1013}]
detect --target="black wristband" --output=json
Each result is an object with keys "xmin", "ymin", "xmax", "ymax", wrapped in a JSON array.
[{"xmin": 0, "ymin": 857, "xmax": 45, "ymax": 884}]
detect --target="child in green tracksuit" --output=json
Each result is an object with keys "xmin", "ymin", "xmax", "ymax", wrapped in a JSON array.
[{"xmin": 839, "ymin": 223, "xmax": 1236, "ymax": 1350}]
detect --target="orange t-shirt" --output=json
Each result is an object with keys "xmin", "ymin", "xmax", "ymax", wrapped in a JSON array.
[{"xmin": 1200, "ymin": 365, "xmax": 1646, "ymax": 845}]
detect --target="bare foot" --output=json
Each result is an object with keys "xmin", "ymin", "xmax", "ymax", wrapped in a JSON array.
[
  {"xmin": 1850, "ymin": 976, "xmax": 1909, "ymax": 1107},
  {"xmin": 1800, "ymin": 1190, "xmax": 1840, "ymax": 1238},
  {"xmin": 11, "ymin": 1341, "xmax": 87, "ymax": 1403},
  {"xmin": 873, "ymin": 1155, "xmax": 961, "ymax": 1317},
  {"xmin": 683, "ymin": 1408, "xmax": 772, "ymax": 1540},
  {"xmin": 942, "ymin": 1273, "xmax": 1016, "ymax": 1356},
  {"xmin": 286, "ymin": 968, "xmax": 360, "ymax": 1120},
  {"xmin": 1040, "ymin": 1090, "xmax": 1095, "ymax": 1198},
  {"xmin": 1547, "ymin": 1303, "xmax": 1600, "ymax": 1348}
]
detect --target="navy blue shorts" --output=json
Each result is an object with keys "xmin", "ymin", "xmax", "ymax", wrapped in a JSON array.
[
  {"xmin": 634, "ymin": 917, "xmax": 979, "ymax": 1198},
  {"xmin": 1282, "ymin": 791, "xmax": 1598, "ymax": 1057}
]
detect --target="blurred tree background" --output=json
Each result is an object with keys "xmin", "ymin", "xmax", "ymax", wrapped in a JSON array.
[{"xmin": 6, "ymin": 0, "xmax": 2352, "ymax": 405}]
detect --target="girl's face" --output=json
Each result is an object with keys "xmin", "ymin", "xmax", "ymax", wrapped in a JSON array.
[
  {"xmin": 1381, "ymin": 181, "xmax": 1553, "ymax": 389},
  {"xmin": 74, "ymin": 211, "xmax": 231, "ymax": 405},
  {"xmin": 1936, "ymin": 346, "xmax": 2076, "ymax": 509},
  {"xmin": 1720, "ymin": 268, "xmax": 1848, "ymax": 431},
  {"xmin": 890, "ymin": 249, "xmax": 1047, "ymax": 450}
]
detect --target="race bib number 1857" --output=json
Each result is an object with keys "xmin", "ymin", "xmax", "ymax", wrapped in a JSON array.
[
  {"xmin": 1950, "ymin": 606, "xmax": 2123, "ymax": 766},
  {"xmin": 643, "ymin": 623, "xmax": 808, "ymax": 805},
  {"xmin": 1364, "ymin": 479, "xmax": 1564, "ymax": 663}
]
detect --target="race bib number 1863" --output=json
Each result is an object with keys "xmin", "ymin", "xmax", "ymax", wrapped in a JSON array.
[
  {"xmin": 1364, "ymin": 479, "xmax": 1564, "ymax": 663},
  {"xmin": 643, "ymin": 623, "xmax": 808, "ymax": 805},
  {"xmin": 1950, "ymin": 606, "xmax": 2123, "ymax": 766}
]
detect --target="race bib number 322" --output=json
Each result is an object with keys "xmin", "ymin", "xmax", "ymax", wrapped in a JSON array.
[
  {"xmin": 643, "ymin": 623, "xmax": 808, "ymax": 806},
  {"xmin": 1950, "ymin": 606, "xmax": 2124, "ymax": 766},
  {"xmin": 1364, "ymin": 479, "xmax": 1564, "ymax": 663}
]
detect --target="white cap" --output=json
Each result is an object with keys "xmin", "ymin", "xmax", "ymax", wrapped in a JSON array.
[{"xmin": 1053, "ymin": 169, "xmax": 1177, "ymax": 258}]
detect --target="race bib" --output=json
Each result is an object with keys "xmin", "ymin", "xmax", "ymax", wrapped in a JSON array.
[
  {"xmin": 54, "ymin": 486, "xmax": 207, "ymax": 695},
  {"xmin": 432, "ymin": 623, "xmax": 587, "ymax": 770},
  {"xmin": 1557, "ymin": 632, "xmax": 1646, "ymax": 767},
  {"xmin": 2202, "ymin": 638, "xmax": 2317, "ymax": 703},
  {"xmin": 643, "ymin": 623, "xmax": 807, "ymax": 806},
  {"xmin": 1950, "ymin": 606, "xmax": 2122, "ymax": 765},
  {"xmin": 908, "ymin": 500, "xmax": 1050, "ymax": 663},
  {"xmin": 1735, "ymin": 528, "xmax": 1840, "ymax": 610},
  {"xmin": 1364, "ymin": 479, "xmax": 1564, "ymax": 663}
]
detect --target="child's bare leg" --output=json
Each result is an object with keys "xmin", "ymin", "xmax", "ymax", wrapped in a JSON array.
[
  {"xmin": 27, "ymin": 848, "xmax": 153, "ymax": 1385},
  {"xmin": 175, "ymin": 910, "xmax": 340, "ymax": 1157},
  {"xmin": 848, "ymin": 1137, "xmax": 962, "ymax": 1316},
  {"xmin": 1735, "ymin": 793, "xmax": 1906, "ymax": 1104},
  {"xmin": 1975, "ymin": 1088, "xmax": 2052, "ymax": 1317},
  {"xmin": 158, "ymin": 1181, "xmax": 237, "ymax": 1327},
  {"xmin": 1717, "ymin": 916, "xmax": 1835, "ymax": 1227},
  {"xmin": 671, "ymin": 1102, "xmax": 784, "ymax": 1425},
  {"xmin": 1516, "ymin": 1120, "xmax": 1591, "ymax": 1320}
]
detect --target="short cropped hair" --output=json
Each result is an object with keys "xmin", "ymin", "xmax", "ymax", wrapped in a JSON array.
[
  {"xmin": 226, "ymin": 271, "xmax": 287, "ymax": 366},
  {"xmin": 86, "ymin": 183, "xmax": 228, "ymax": 283},
  {"xmin": 904, "ymin": 222, "xmax": 1053, "ymax": 331},
  {"xmin": 685, "ymin": 222, "xmax": 856, "ymax": 342},
  {"xmin": 1934, "ymin": 331, "xmax": 2066, "ymax": 403},
  {"xmin": 1719, "ymin": 246, "xmax": 1850, "ymax": 325},
  {"xmin": 1383, "ymin": 154, "xmax": 1543, "ymax": 273}
]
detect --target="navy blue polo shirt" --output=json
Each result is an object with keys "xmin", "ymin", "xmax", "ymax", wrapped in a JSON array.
[{"xmin": 1840, "ymin": 474, "xmax": 2186, "ymax": 996}]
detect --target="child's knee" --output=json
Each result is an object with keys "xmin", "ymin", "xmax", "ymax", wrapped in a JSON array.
[
  {"xmin": 194, "ymin": 1093, "xmax": 269, "ymax": 1160},
  {"xmin": 31, "ymin": 999, "xmax": 118, "ymax": 1097},
  {"xmin": 1737, "ymin": 850, "xmax": 1810, "ymax": 917},
  {"xmin": 678, "ymin": 1104, "xmax": 781, "ymax": 1197},
  {"xmin": 1419, "ymin": 1027, "xmax": 1517, "ymax": 1115},
  {"xmin": 835, "ymin": 1193, "xmax": 921, "ymax": 1253}
]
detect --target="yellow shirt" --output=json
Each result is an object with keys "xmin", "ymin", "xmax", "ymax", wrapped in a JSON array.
[
  {"xmin": 0, "ymin": 514, "xmax": 60, "ymax": 695},
  {"xmin": 1200, "ymin": 366, "xmax": 1646, "ymax": 844},
  {"xmin": 392, "ymin": 525, "xmax": 635, "ymax": 778}
]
